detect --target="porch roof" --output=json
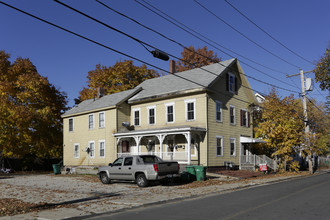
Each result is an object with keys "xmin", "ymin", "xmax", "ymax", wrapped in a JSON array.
[
  {"xmin": 240, "ymin": 137, "xmax": 266, "ymax": 143},
  {"xmin": 113, "ymin": 126, "xmax": 206, "ymax": 137}
]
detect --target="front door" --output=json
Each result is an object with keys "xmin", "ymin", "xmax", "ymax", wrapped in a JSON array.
[{"xmin": 122, "ymin": 141, "xmax": 130, "ymax": 155}]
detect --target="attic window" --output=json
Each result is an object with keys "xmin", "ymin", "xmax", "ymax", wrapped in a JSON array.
[{"xmin": 227, "ymin": 72, "xmax": 238, "ymax": 94}]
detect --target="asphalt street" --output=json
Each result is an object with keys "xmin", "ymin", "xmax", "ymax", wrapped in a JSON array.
[{"xmin": 80, "ymin": 171, "xmax": 330, "ymax": 220}]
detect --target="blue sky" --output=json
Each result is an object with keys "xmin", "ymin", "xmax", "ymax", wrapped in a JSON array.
[{"xmin": 1, "ymin": 0, "xmax": 329, "ymax": 107}]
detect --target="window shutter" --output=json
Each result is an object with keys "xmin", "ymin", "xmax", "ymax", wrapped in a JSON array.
[
  {"xmin": 248, "ymin": 112, "xmax": 251, "ymax": 127},
  {"xmin": 240, "ymin": 110, "xmax": 243, "ymax": 126},
  {"xmin": 226, "ymin": 73, "xmax": 229, "ymax": 91},
  {"xmin": 235, "ymin": 76, "xmax": 238, "ymax": 95}
]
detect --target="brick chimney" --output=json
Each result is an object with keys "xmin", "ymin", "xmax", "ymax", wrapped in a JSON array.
[
  {"xmin": 169, "ymin": 60, "xmax": 176, "ymax": 74},
  {"xmin": 97, "ymin": 87, "xmax": 105, "ymax": 98}
]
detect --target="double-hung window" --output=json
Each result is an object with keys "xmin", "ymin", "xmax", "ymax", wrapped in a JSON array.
[
  {"xmin": 88, "ymin": 114, "xmax": 94, "ymax": 129},
  {"xmin": 230, "ymin": 138, "xmax": 236, "ymax": 156},
  {"xmin": 240, "ymin": 110, "xmax": 250, "ymax": 127},
  {"xmin": 74, "ymin": 144, "xmax": 79, "ymax": 158},
  {"xmin": 185, "ymin": 99, "xmax": 196, "ymax": 121},
  {"xmin": 216, "ymin": 101, "xmax": 222, "ymax": 122},
  {"xmin": 165, "ymin": 103, "xmax": 175, "ymax": 123},
  {"xmin": 228, "ymin": 72, "xmax": 236, "ymax": 94},
  {"xmin": 148, "ymin": 106, "xmax": 156, "ymax": 125},
  {"xmin": 69, "ymin": 118, "xmax": 74, "ymax": 132},
  {"xmin": 133, "ymin": 109, "xmax": 140, "ymax": 126},
  {"xmin": 216, "ymin": 136, "xmax": 223, "ymax": 156},
  {"xmin": 99, "ymin": 112, "xmax": 105, "ymax": 128},
  {"xmin": 89, "ymin": 141, "xmax": 95, "ymax": 158},
  {"xmin": 229, "ymin": 105, "xmax": 236, "ymax": 125},
  {"xmin": 99, "ymin": 140, "xmax": 105, "ymax": 157}
]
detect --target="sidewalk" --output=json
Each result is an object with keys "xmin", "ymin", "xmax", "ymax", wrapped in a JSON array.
[{"xmin": 0, "ymin": 171, "xmax": 315, "ymax": 220}]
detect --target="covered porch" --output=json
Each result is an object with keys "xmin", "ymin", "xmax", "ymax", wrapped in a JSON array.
[
  {"xmin": 240, "ymin": 136, "xmax": 277, "ymax": 171},
  {"xmin": 113, "ymin": 126, "xmax": 206, "ymax": 165}
]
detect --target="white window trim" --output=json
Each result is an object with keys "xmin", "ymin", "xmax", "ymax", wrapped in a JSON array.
[
  {"xmin": 228, "ymin": 72, "xmax": 236, "ymax": 94},
  {"xmin": 147, "ymin": 105, "xmax": 156, "ymax": 125},
  {"xmin": 132, "ymin": 108, "xmax": 141, "ymax": 126},
  {"xmin": 185, "ymin": 99, "xmax": 196, "ymax": 121},
  {"xmin": 216, "ymin": 136, "xmax": 223, "ymax": 157},
  {"xmin": 99, "ymin": 140, "xmax": 105, "ymax": 158},
  {"xmin": 74, "ymin": 143, "xmax": 79, "ymax": 158},
  {"xmin": 69, "ymin": 118, "xmax": 74, "ymax": 132},
  {"xmin": 216, "ymin": 101, "xmax": 222, "ymax": 122},
  {"xmin": 229, "ymin": 105, "xmax": 236, "ymax": 125},
  {"xmin": 165, "ymin": 102, "xmax": 175, "ymax": 124},
  {"xmin": 89, "ymin": 141, "xmax": 95, "ymax": 158},
  {"xmin": 241, "ymin": 109, "xmax": 249, "ymax": 127},
  {"xmin": 88, "ymin": 114, "xmax": 95, "ymax": 129},
  {"xmin": 99, "ymin": 112, "xmax": 105, "ymax": 128},
  {"xmin": 230, "ymin": 138, "xmax": 236, "ymax": 156}
]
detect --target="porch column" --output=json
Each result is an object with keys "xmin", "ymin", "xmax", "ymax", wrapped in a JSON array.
[
  {"xmin": 134, "ymin": 136, "xmax": 142, "ymax": 155},
  {"xmin": 156, "ymin": 134, "xmax": 166, "ymax": 159},
  {"xmin": 184, "ymin": 132, "xmax": 191, "ymax": 165}
]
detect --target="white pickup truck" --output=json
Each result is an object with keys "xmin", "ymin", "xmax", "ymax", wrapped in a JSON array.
[{"xmin": 97, "ymin": 155, "xmax": 180, "ymax": 187}]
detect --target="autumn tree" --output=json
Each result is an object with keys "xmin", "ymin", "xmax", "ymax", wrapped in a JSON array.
[
  {"xmin": 254, "ymin": 89, "xmax": 304, "ymax": 171},
  {"xmin": 175, "ymin": 46, "xmax": 221, "ymax": 72},
  {"xmin": 0, "ymin": 50, "xmax": 68, "ymax": 159},
  {"xmin": 300, "ymin": 99, "xmax": 330, "ymax": 173},
  {"xmin": 314, "ymin": 45, "xmax": 329, "ymax": 91},
  {"xmin": 78, "ymin": 60, "xmax": 159, "ymax": 101}
]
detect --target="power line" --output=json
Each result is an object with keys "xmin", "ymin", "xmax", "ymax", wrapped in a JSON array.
[
  {"xmin": 0, "ymin": 1, "xmax": 257, "ymax": 108},
  {"xmin": 193, "ymin": 0, "xmax": 301, "ymax": 69},
  {"xmin": 224, "ymin": 0, "xmax": 314, "ymax": 65},
  {"xmin": 54, "ymin": 0, "xmax": 298, "ymax": 95},
  {"xmin": 135, "ymin": 0, "xmax": 287, "ymax": 75},
  {"xmin": 95, "ymin": 0, "xmax": 299, "ymax": 95},
  {"xmin": 135, "ymin": 0, "xmax": 299, "ymax": 90}
]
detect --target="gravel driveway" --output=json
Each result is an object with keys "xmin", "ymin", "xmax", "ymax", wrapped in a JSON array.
[{"xmin": 0, "ymin": 172, "xmax": 305, "ymax": 219}]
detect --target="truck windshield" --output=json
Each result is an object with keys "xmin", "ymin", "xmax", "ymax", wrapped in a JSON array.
[{"xmin": 139, "ymin": 155, "xmax": 163, "ymax": 163}]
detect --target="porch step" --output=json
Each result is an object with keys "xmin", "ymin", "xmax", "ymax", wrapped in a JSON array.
[{"xmin": 240, "ymin": 163, "xmax": 256, "ymax": 171}]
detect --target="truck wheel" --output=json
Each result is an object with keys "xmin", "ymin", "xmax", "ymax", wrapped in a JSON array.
[
  {"xmin": 136, "ymin": 174, "xmax": 148, "ymax": 187},
  {"xmin": 100, "ymin": 172, "xmax": 111, "ymax": 184}
]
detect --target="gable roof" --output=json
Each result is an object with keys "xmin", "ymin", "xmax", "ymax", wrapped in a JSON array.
[
  {"xmin": 128, "ymin": 58, "xmax": 237, "ymax": 103},
  {"xmin": 62, "ymin": 87, "xmax": 141, "ymax": 118}
]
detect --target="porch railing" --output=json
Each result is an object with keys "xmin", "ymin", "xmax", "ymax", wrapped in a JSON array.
[
  {"xmin": 241, "ymin": 154, "xmax": 277, "ymax": 171},
  {"xmin": 117, "ymin": 152, "xmax": 188, "ymax": 163}
]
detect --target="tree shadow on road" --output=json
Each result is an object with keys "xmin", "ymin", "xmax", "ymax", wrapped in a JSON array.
[{"xmin": 33, "ymin": 192, "xmax": 121, "ymax": 210}]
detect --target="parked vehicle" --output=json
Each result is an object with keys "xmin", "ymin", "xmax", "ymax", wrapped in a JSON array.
[{"xmin": 97, "ymin": 155, "xmax": 180, "ymax": 187}]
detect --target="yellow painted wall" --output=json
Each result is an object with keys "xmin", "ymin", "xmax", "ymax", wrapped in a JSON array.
[
  {"xmin": 130, "ymin": 93, "xmax": 207, "ymax": 130},
  {"xmin": 206, "ymin": 67, "xmax": 255, "ymax": 167},
  {"xmin": 63, "ymin": 108, "xmax": 117, "ymax": 167}
]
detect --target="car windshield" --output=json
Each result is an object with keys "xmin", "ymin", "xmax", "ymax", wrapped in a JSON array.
[{"xmin": 139, "ymin": 155, "xmax": 163, "ymax": 163}]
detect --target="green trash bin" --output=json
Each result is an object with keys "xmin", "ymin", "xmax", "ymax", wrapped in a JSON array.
[
  {"xmin": 186, "ymin": 166, "xmax": 196, "ymax": 181},
  {"xmin": 194, "ymin": 166, "xmax": 206, "ymax": 181},
  {"xmin": 52, "ymin": 164, "xmax": 61, "ymax": 175}
]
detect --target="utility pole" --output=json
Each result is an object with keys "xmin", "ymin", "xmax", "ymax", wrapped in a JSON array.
[{"xmin": 287, "ymin": 69, "xmax": 313, "ymax": 173}]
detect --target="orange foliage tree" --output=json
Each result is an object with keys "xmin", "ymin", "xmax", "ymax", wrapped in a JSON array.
[
  {"xmin": 78, "ymin": 60, "xmax": 159, "ymax": 101},
  {"xmin": 175, "ymin": 46, "xmax": 221, "ymax": 72},
  {"xmin": 0, "ymin": 50, "xmax": 68, "ymax": 158}
]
